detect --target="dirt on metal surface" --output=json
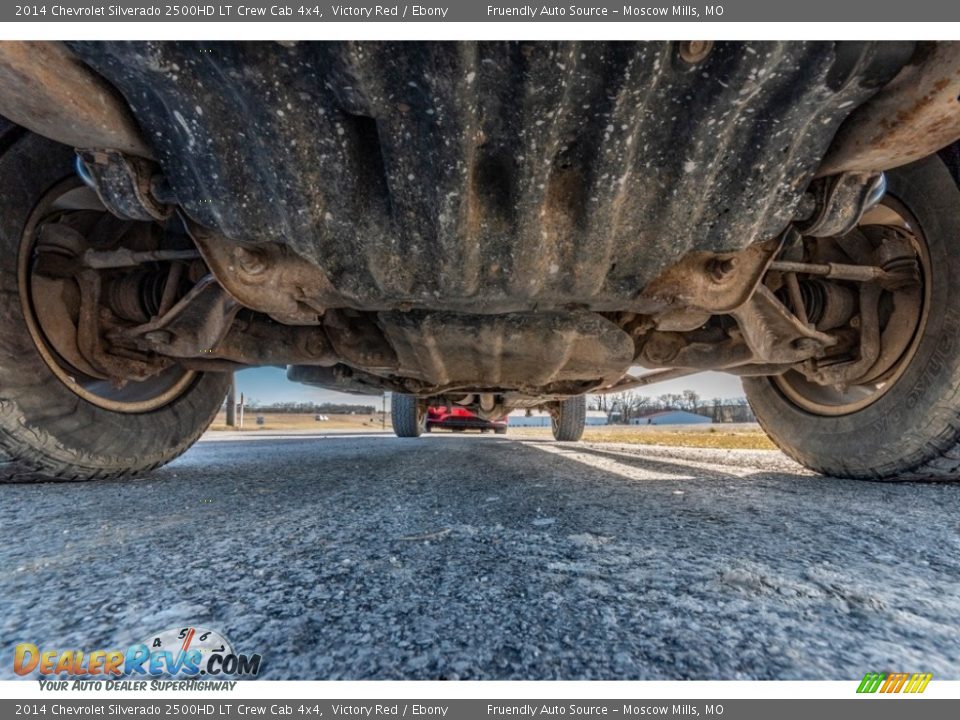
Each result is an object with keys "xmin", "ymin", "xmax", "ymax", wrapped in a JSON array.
[
  {"xmin": 0, "ymin": 42, "xmax": 151, "ymax": 157},
  {"xmin": 65, "ymin": 41, "xmax": 908, "ymax": 314},
  {"xmin": 819, "ymin": 43, "xmax": 960, "ymax": 175}
]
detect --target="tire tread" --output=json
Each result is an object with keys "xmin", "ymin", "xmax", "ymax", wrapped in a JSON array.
[
  {"xmin": 552, "ymin": 396, "xmax": 586, "ymax": 442},
  {"xmin": 391, "ymin": 394, "xmax": 423, "ymax": 438}
]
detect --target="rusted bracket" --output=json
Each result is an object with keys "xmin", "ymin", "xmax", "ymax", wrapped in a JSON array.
[
  {"xmin": 185, "ymin": 219, "xmax": 332, "ymax": 325},
  {"xmin": 637, "ymin": 284, "xmax": 837, "ymax": 372},
  {"xmin": 119, "ymin": 276, "xmax": 340, "ymax": 367},
  {"xmin": 730, "ymin": 286, "xmax": 838, "ymax": 366},
  {"xmin": 78, "ymin": 150, "xmax": 171, "ymax": 222},
  {"xmin": 642, "ymin": 235, "xmax": 784, "ymax": 315},
  {"xmin": 122, "ymin": 276, "xmax": 241, "ymax": 357},
  {"xmin": 795, "ymin": 172, "xmax": 885, "ymax": 237}
]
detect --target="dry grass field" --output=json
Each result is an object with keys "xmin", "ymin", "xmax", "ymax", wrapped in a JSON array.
[
  {"xmin": 506, "ymin": 423, "xmax": 777, "ymax": 450},
  {"xmin": 208, "ymin": 411, "xmax": 387, "ymax": 432}
]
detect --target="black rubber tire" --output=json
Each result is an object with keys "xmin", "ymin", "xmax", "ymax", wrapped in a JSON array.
[
  {"xmin": 494, "ymin": 426, "xmax": 507, "ymax": 435},
  {"xmin": 0, "ymin": 132, "xmax": 230, "ymax": 483},
  {"xmin": 391, "ymin": 393, "xmax": 423, "ymax": 437},
  {"xmin": 744, "ymin": 154, "xmax": 960, "ymax": 480},
  {"xmin": 551, "ymin": 396, "xmax": 587, "ymax": 442}
]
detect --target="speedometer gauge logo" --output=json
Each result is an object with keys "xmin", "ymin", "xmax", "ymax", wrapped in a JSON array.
[{"xmin": 143, "ymin": 626, "xmax": 235, "ymax": 674}]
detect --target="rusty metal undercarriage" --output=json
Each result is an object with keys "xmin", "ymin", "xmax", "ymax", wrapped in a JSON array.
[{"xmin": 2, "ymin": 41, "xmax": 958, "ymax": 419}]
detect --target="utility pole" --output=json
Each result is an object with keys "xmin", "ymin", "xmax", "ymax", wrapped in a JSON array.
[
  {"xmin": 382, "ymin": 393, "xmax": 387, "ymax": 429},
  {"xmin": 226, "ymin": 374, "xmax": 237, "ymax": 427},
  {"xmin": 239, "ymin": 393, "xmax": 245, "ymax": 429}
]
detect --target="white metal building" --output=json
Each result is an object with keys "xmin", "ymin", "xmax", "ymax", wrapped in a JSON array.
[
  {"xmin": 507, "ymin": 409, "xmax": 609, "ymax": 427},
  {"xmin": 630, "ymin": 410, "xmax": 712, "ymax": 426}
]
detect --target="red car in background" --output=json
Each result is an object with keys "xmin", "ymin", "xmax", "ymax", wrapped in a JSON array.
[{"xmin": 426, "ymin": 405, "xmax": 508, "ymax": 434}]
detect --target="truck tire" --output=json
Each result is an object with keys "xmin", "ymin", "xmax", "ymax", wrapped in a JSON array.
[
  {"xmin": 0, "ymin": 131, "xmax": 230, "ymax": 483},
  {"xmin": 391, "ymin": 394, "xmax": 424, "ymax": 437},
  {"xmin": 551, "ymin": 396, "xmax": 586, "ymax": 442},
  {"xmin": 744, "ymin": 154, "xmax": 960, "ymax": 480}
]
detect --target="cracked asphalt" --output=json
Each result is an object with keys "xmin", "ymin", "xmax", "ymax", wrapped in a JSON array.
[{"xmin": 3, "ymin": 430, "xmax": 959, "ymax": 680}]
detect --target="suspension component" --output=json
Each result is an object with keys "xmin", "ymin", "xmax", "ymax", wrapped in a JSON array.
[
  {"xmin": 797, "ymin": 280, "xmax": 858, "ymax": 332},
  {"xmin": 804, "ymin": 284, "xmax": 882, "ymax": 388},
  {"xmin": 105, "ymin": 270, "xmax": 169, "ymax": 323},
  {"xmin": 76, "ymin": 150, "xmax": 171, "ymax": 222},
  {"xmin": 874, "ymin": 226, "xmax": 921, "ymax": 290},
  {"xmin": 795, "ymin": 172, "xmax": 885, "ymax": 237},
  {"xmin": 769, "ymin": 260, "xmax": 889, "ymax": 283}
]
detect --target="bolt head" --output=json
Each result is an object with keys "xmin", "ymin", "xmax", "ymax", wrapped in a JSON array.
[
  {"xmin": 709, "ymin": 257, "xmax": 737, "ymax": 281},
  {"xmin": 235, "ymin": 247, "xmax": 267, "ymax": 275},
  {"xmin": 679, "ymin": 41, "xmax": 714, "ymax": 64}
]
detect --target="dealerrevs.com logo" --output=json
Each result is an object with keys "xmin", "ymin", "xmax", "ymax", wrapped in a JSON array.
[{"xmin": 14, "ymin": 626, "xmax": 261, "ymax": 679}]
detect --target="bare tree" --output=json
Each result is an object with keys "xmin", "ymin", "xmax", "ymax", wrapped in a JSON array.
[
  {"xmin": 589, "ymin": 395, "xmax": 609, "ymax": 413},
  {"xmin": 682, "ymin": 389, "xmax": 701, "ymax": 412}
]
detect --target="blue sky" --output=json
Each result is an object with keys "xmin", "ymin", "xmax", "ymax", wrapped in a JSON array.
[
  {"xmin": 234, "ymin": 366, "xmax": 372, "ymax": 406},
  {"xmin": 235, "ymin": 366, "xmax": 746, "ymax": 406}
]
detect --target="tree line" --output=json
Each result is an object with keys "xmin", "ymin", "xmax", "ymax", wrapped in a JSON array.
[{"xmin": 589, "ymin": 390, "xmax": 755, "ymax": 424}]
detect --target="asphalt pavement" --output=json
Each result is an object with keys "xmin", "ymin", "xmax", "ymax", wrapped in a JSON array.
[{"xmin": 3, "ymin": 431, "xmax": 959, "ymax": 680}]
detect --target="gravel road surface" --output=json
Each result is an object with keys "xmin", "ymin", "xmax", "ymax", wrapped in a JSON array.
[{"xmin": 3, "ymin": 431, "xmax": 959, "ymax": 680}]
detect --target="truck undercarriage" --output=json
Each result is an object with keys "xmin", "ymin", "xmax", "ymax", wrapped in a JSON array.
[{"xmin": 1, "ymin": 40, "xmax": 960, "ymax": 480}]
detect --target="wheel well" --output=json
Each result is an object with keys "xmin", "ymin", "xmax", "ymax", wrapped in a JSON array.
[
  {"xmin": 937, "ymin": 141, "xmax": 960, "ymax": 186},
  {"xmin": 0, "ymin": 115, "xmax": 26, "ymax": 157}
]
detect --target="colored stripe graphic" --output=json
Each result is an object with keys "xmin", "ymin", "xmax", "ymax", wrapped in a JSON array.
[
  {"xmin": 905, "ymin": 673, "xmax": 933, "ymax": 693},
  {"xmin": 857, "ymin": 672, "xmax": 932, "ymax": 694},
  {"xmin": 857, "ymin": 673, "xmax": 885, "ymax": 693},
  {"xmin": 881, "ymin": 673, "xmax": 904, "ymax": 693}
]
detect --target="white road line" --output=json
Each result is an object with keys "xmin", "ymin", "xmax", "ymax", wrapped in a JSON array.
[
  {"xmin": 572, "ymin": 443, "xmax": 759, "ymax": 478},
  {"xmin": 524, "ymin": 442, "xmax": 702, "ymax": 482}
]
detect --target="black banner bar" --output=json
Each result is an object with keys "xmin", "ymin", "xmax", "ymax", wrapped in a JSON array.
[
  {"xmin": 4, "ymin": 1, "xmax": 960, "ymax": 22},
  {"xmin": 3, "ymin": 699, "xmax": 959, "ymax": 720}
]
